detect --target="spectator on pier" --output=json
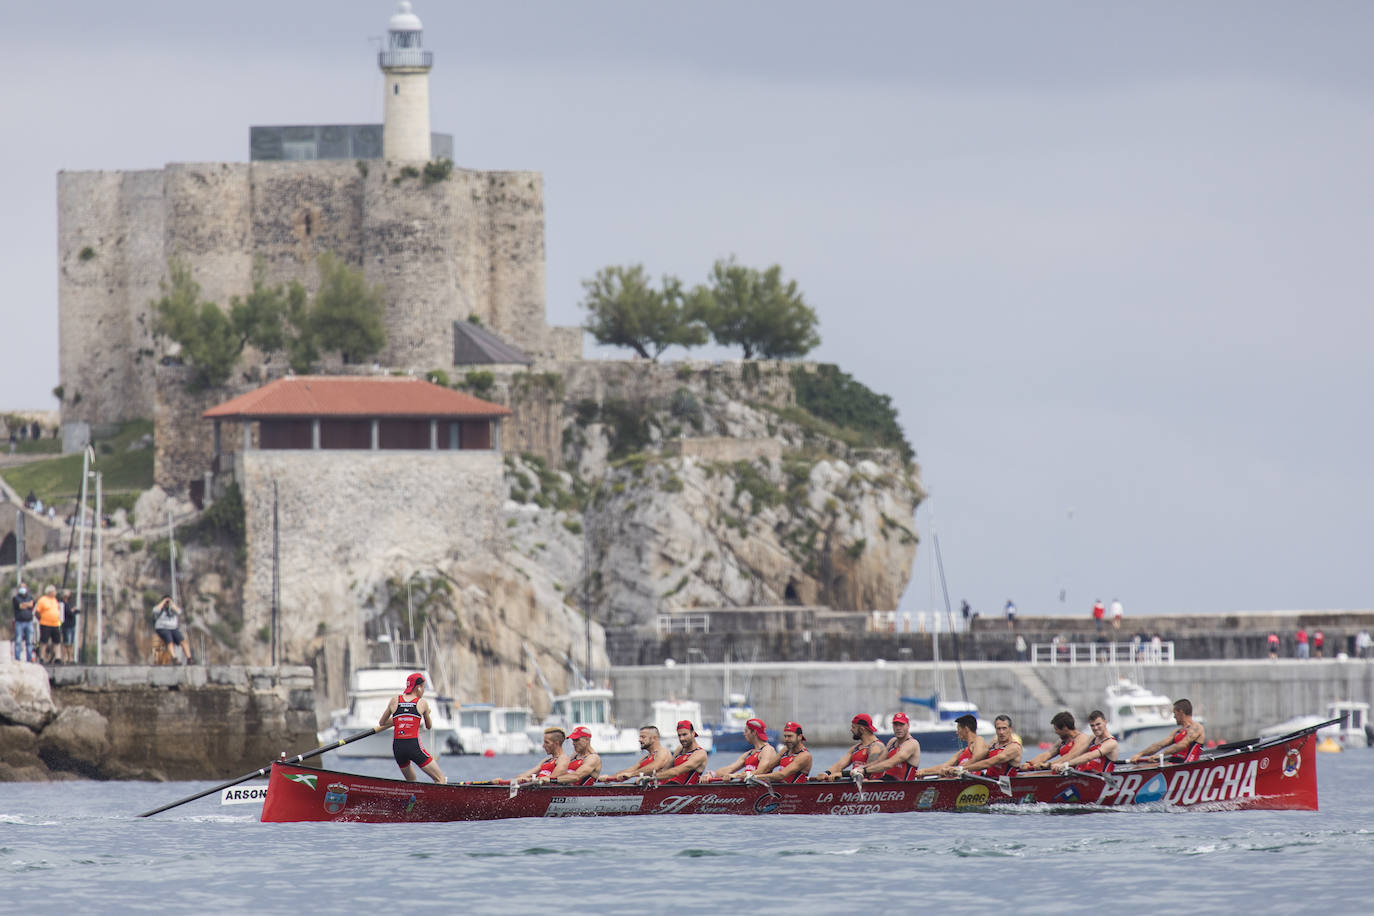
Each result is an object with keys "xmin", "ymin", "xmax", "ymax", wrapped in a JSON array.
[
  {"xmin": 35, "ymin": 585, "xmax": 62, "ymax": 664},
  {"xmin": 1295, "ymin": 628, "xmax": 1310, "ymax": 659},
  {"xmin": 1313, "ymin": 629, "xmax": 1324, "ymax": 659},
  {"xmin": 1015, "ymin": 634, "xmax": 1028, "ymax": 662},
  {"xmin": 1005, "ymin": 599, "xmax": 1017, "ymax": 630},
  {"xmin": 1091, "ymin": 600, "xmax": 1106, "ymax": 633},
  {"xmin": 1110, "ymin": 598, "xmax": 1124, "ymax": 629},
  {"xmin": 1150, "ymin": 633, "xmax": 1163, "ymax": 663},
  {"xmin": 10, "ymin": 584, "xmax": 37, "ymax": 662},
  {"xmin": 59, "ymin": 589, "xmax": 77, "ymax": 664},
  {"xmin": 1357, "ymin": 630, "xmax": 1372, "ymax": 659},
  {"xmin": 152, "ymin": 595, "xmax": 194, "ymax": 665},
  {"xmin": 961, "ymin": 600, "xmax": 971, "ymax": 624},
  {"xmin": 1267, "ymin": 632, "xmax": 1279, "ymax": 659}
]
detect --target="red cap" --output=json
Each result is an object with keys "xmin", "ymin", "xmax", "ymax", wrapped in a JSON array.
[
  {"xmin": 404, "ymin": 673, "xmax": 425, "ymax": 693},
  {"xmin": 676, "ymin": 720, "xmax": 696, "ymax": 734},
  {"xmin": 745, "ymin": 718, "xmax": 768, "ymax": 738},
  {"xmin": 852, "ymin": 713, "xmax": 877, "ymax": 732},
  {"xmin": 892, "ymin": 712, "xmax": 910, "ymax": 725},
  {"xmin": 568, "ymin": 726, "xmax": 592, "ymax": 741},
  {"xmin": 783, "ymin": 721, "xmax": 803, "ymax": 735}
]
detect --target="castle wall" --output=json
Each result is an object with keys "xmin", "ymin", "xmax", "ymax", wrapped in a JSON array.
[{"xmin": 59, "ymin": 160, "xmax": 563, "ymax": 429}]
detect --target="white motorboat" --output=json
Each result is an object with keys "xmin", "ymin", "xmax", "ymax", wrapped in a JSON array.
[
  {"xmin": 322, "ymin": 667, "xmax": 461, "ymax": 759},
  {"xmin": 648, "ymin": 698, "xmax": 714, "ymax": 752},
  {"xmin": 1258, "ymin": 700, "xmax": 1371, "ymax": 749},
  {"xmin": 526, "ymin": 685, "xmax": 644, "ymax": 755},
  {"xmin": 454, "ymin": 704, "xmax": 537, "ymax": 756},
  {"xmin": 1103, "ymin": 678, "xmax": 1179, "ymax": 757}
]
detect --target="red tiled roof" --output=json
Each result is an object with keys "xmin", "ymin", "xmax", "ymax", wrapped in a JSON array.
[{"xmin": 202, "ymin": 376, "xmax": 512, "ymax": 420}]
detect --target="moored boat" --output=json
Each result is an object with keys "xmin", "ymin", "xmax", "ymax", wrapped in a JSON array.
[{"xmin": 261, "ymin": 721, "xmax": 1323, "ymax": 823}]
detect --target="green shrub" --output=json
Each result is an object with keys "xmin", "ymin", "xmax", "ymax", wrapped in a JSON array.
[
  {"xmin": 79, "ymin": 246, "xmax": 96, "ymax": 262},
  {"xmin": 562, "ymin": 518, "xmax": 583, "ymax": 535},
  {"xmin": 792, "ymin": 364, "xmax": 913, "ymax": 463},
  {"xmin": 422, "ymin": 158, "xmax": 453, "ymax": 185},
  {"xmin": 463, "ymin": 370, "xmax": 495, "ymax": 397}
]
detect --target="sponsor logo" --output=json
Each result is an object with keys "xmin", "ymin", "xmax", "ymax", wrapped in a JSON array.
[
  {"xmin": 830, "ymin": 804, "xmax": 881, "ymax": 815},
  {"xmin": 650, "ymin": 793, "xmax": 749, "ymax": 815},
  {"xmin": 544, "ymin": 795, "xmax": 644, "ymax": 817},
  {"xmin": 955, "ymin": 785, "xmax": 989, "ymax": 809},
  {"xmin": 1282, "ymin": 749, "xmax": 1301, "ymax": 778},
  {"xmin": 285, "ymin": 773, "xmax": 318, "ymax": 790},
  {"xmin": 1016, "ymin": 792, "xmax": 1039, "ymax": 805},
  {"xmin": 404, "ymin": 794, "xmax": 417, "ymax": 814},
  {"xmin": 1097, "ymin": 761, "xmax": 1259, "ymax": 807},
  {"xmin": 753, "ymin": 794, "xmax": 782, "ymax": 815},
  {"xmin": 916, "ymin": 788, "xmax": 938, "ymax": 810},
  {"xmin": 323, "ymin": 782, "xmax": 349, "ymax": 814},
  {"xmin": 1052, "ymin": 785, "xmax": 1081, "ymax": 803},
  {"xmin": 220, "ymin": 786, "xmax": 268, "ymax": 805}
]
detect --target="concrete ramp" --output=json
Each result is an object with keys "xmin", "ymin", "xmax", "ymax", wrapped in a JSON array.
[{"xmin": 1010, "ymin": 664, "xmax": 1064, "ymax": 711}]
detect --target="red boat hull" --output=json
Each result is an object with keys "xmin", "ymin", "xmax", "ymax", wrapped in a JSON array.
[{"xmin": 260, "ymin": 730, "xmax": 1318, "ymax": 823}]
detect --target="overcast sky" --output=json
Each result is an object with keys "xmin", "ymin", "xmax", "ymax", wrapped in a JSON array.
[{"xmin": 2, "ymin": 2, "xmax": 1371, "ymax": 617}]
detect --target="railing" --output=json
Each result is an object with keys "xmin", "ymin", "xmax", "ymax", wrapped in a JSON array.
[
  {"xmin": 378, "ymin": 50, "xmax": 433, "ymax": 69},
  {"xmin": 657, "ymin": 614, "xmax": 710, "ymax": 637},
  {"xmin": 1031, "ymin": 640, "xmax": 1175, "ymax": 666}
]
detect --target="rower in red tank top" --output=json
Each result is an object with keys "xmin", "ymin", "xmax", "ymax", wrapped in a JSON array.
[
  {"xmin": 705, "ymin": 719, "xmax": 778, "ymax": 782},
  {"xmin": 377, "ymin": 672, "xmax": 446, "ymax": 784},
  {"xmin": 819, "ymin": 713, "xmax": 884, "ymax": 780},
  {"xmin": 513, "ymin": 727, "xmax": 571, "ymax": 785},
  {"xmin": 1023, "ymin": 712, "xmax": 1090, "ymax": 771},
  {"xmin": 559, "ymin": 726, "xmax": 601, "ymax": 785},
  {"xmin": 917, "ymin": 715, "xmax": 989, "ymax": 778},
  {"xmin": 657, "ymin": 720, "xmax": 708, "ymax": 785},
  {"xmin": 856, "ymin": 712, "xmax": 920, "ymax": 781},
  {"xmin": 961, "ymin": 715, "xmax": 1022, "ymax": 779},
  {"xmin": 1050, "ymin": 711, "xmax": 1119, "ymax": 775},
  {"xmin": 1127, "ymin": 699, "xmax": 1206, "ymax": 766},
  {"xmin": 756, "ymin": 722, "xmax": 811, "ymax": 784},
  {"xmin": 598, "ymin": 726, "xmax": 670, "ymax": 782}
]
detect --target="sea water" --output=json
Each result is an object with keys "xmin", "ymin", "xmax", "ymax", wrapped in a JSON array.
[{"xmin": 2, "ymin": 749, "xmax": 1370, "ymax": 914}]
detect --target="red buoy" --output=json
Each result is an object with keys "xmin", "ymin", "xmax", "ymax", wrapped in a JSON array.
[{"xmin": 483, "ymin": 749, "xmax": 496, "ymax": 758}]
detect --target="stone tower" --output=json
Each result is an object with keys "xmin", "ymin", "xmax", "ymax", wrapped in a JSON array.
[{"xmin": 379, "ymin": 2, "xmax": 433, "ymax": 161}]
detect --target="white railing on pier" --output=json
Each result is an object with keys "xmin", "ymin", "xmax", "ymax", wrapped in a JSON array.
[
  {"xmin": 657, "ymin": 614, "xmax": 710, "ymax": 636},
  {"xmin": 1031, "ymin": 640, "xmax": 1174, "ymax": 666}
]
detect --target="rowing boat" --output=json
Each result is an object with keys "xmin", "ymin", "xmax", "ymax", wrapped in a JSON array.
[{"xmin": 259, "ymin": 721, "xmax": 1321, "ymax": 823}]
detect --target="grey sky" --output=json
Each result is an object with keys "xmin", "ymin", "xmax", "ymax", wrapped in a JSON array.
[{"xmin": 2, "ymin": 2, "xmax": 1371, "ymax": 616}]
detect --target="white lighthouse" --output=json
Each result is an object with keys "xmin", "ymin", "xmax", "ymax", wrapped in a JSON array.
[{"xmin": 379, "ymin": 1, "xmax": 433, "ymax": 161}]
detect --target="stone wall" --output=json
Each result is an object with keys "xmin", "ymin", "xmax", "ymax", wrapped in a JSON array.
[{"xmin": 58, "ymin": 160, "xmax": 565, "ymax": 426}]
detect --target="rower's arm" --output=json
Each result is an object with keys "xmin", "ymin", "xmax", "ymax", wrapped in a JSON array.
[
  {"xmin": 655, "ymin": 748, "xmax": 707, "ymax": 781},
  {"xmin": 542, "ymin": 753, "xmax": 571, "ymax": 782},
  {"xmin": 821, "ymin": 748, "xmax": 854, "ymax": 779},
  {"xmin": 420, "ymin": 699, "xmax": 433, "ymax": 731},
  {"xmin": 711, "ymin": 753, "xmax": 748, "ymax": 779},
  {"xmin": 753, "ymin": 745, "xmax": 781, "ymax": 775},
  {"xmin": 760, "ymin": 750, "xmax": 811, "ymax": 782},
  {"xmin": 965, "ymin": 742, "xmax": 1020, "ymax": 773},
  {"xmin": 1058, "ymin": 738, "xmax": 1117, "ymax": 770},
  {"xmin": 1131, "ymin": 735, "xmax": 1172, "ymax": 760},
  {"xmin": 377, "ymin": 697, "xmax": 398, "ymax": 730},
  {"xmin": 556, "ymin": 754, "xmax": 600, "ymax": 784}
]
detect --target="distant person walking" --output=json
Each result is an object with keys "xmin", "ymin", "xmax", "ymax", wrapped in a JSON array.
[
  {"xmin": 1110, "ymin": 598, "xmax": 1123, "ymax": 629},
  {"xmin": 1091, "ymin": 600, "xmax": 1105, "ymax": 633},
  {"xmin": 1267, "ymin": 632, "xmax": 1279, "ymax": 659},
  {"xmin": 1313, "ymin": 629, "xmax": 1324, "ymax": 659},
  {"xmin": 1005, "ymin": 600, "xmax": 1017, "ymax": 630},
  {"xmin": 1295, "ymin": 628, "xmax": 1310, "ymax": 659},
  {"xmin": 961, "ymin": 599, "xmax": 971, "ymax": 625}
]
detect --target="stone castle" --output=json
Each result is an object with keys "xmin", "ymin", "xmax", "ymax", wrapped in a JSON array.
[{"xmin": 57, "ymin": 2, "xmax": 580, "ymax": 429}]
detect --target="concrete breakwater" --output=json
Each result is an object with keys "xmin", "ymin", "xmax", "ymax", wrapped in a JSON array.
[
  {"xmin": 609, "ymin": 658, "xmax": 1374, "ymax": 746},
  {"xmin": 0, "ymin": 661, "xmax": 318, "ymax": 782}
]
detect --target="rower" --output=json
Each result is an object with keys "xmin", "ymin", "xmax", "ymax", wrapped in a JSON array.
[
  {"xmin": 704, "ymin": 718, "xmax": 778, "ymax": 782},
  {"xmin": 1128, "ymin": 698, "xmax": 1205, "ymax": 765},
  {"xmin": 1021, "ymin": 711, "xmax": 1091, "ymax": 771},
  {"xmin": 817, "ymin": 713, "xmax": 885, "ymax": 781},
  {"xmin": 916, "ymin": 713, "xmax": 987, "ymax": 778},
  {"xmin": 514, "ymin": 728, "xmax": 570, "ymax": 784},
  {"xmin": 755, "ymin": 721, "xmax": 811, "ymax": 783},
  {"xmin": 1052, "ymin": 710, "xmax": 1118, "ymax": 774},
  {"xmin": 376, "ymin": 672, "xmax": 446, "ymax": 784},
  {"xmin": 598, "ymin": 726, "xmax": 672, "ymax": 782},
  {"xmin": 558, "ymin": 726, "xmax": 602, "ymax": 785},
  {"xmin": 961, "ymin": 714, "xmax": 1022, "ymax": 778},
  {"xmin": 857, "ymin": 711, "xmax": 920, "ymax": 781},
  {"xmin": 654, "ymin": 720, "xmax": 709, "ymax": 785}
]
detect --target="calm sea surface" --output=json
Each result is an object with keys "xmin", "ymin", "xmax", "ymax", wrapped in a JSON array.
[{"xmin": 3, "ymin": 748, "xmax": 1371, "ymax": 914}]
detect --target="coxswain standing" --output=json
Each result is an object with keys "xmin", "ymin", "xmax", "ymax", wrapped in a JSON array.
[
  {"xmin": 1021, "ymin": 711, "xmax": 1091, "ymax": 771},
  {"xmin": 961, "ymin": 714, "xmax": 1022, "ymax": 778},
  {"xmin": 557, "ymin": 726, "xmax": 601, "ymax": 785},
  {"xmin": 916, "ymin": 714, "xmax": 987, "ymax": 778},
  {"xmin": 704, "ymin": 718, "xmax": 778, "ymax": 782},
  {"xmin": 755, "ymin": 722, "xmax": 811, "ymax": 783},
  {"xmin": 856, "ymin": 711, "xmax": 920, "ymax": 781},
  {"xmin": 515, "ymin": 728, "xmax": 571, "ymax": 784},
  {"xmin": 654, "ymin": 720, "xmax": 709, "ymax": 785},
  {"xmin": 1052, "ymin": 710, "xmax": 1118, "ymax": 774},
  {"xmin": 1128, "ymin": 699, "xmax": 1205, "ymax": 765},
  {"xmin": 376, "ymin": 672, "xmax": 446, "ymax": 784},
  {"xmin": 817, "ymin": 713, "xmax": 886, "ymax": 781},
  {"xmin": 598, "ymin": 726, "xmax": 671, "ymax": 782}
]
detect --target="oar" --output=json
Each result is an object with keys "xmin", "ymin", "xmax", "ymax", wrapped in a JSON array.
[
  {"xmin": 1064, "ymin": 767, "xmax": 1123, "ymax": 790},
  {"xmin": 137, "ymin": 726, "xmax": 385, "ymax": 818},
  {"xmin": 851, "ymin": 768, "xmax": 866, "ymax": 801},
  {"xmin": 744, "ymin": 775, "xmax": 777, "ymax": 797},
  {"xmin": 955, "ymin": 768, "xmax": 1013, "ymax": 797}
]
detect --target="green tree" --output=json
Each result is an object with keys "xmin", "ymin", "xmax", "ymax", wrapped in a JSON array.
[
  {"xmin": 151, "ymin": 259, "xmax": 240, "ymax": 390},
  {"xmin": 695, "ymin": 257, "xmax": 820, "ymax": 359},
  {"xmin": 580, "ymin": 265, "xmax": 707, "ymax": 361},
  {"xmin": 310, "ymin": 253, "xmax": 387, "ymax": 364}
]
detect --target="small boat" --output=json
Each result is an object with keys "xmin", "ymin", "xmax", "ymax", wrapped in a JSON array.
[
  {"xmin": 526, "ymin": 685, "xmax": 644, "ymax": 755},
  {"xmin": 260, "ymin": 720, "xmax": 1325, "ymax": 823},
  {"xmin": 454, "ymin": 703, "xmax": 537, "ymax": 756},
  {"xmin": 320, "ymin": 667, "xmax": 462, "ymax": 759},
  {"xmin": 891, "ymin": 694, "xmax": 997, "ymax": 754},
  {"xmin": 1258, "ymin": 700, "xmax": 1371, "ymax": 749},
  {"xmin": 1104, "ymin": 678, "xmax": 1182, "ymax": 757}
]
